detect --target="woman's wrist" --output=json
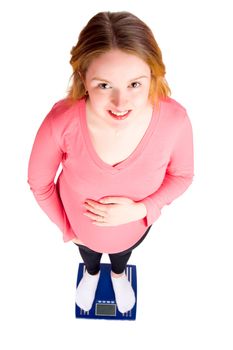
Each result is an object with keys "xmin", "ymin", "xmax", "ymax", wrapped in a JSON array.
[{"xmin": 136, "ymin": 202, "xmax": 147, "ymax": 219}]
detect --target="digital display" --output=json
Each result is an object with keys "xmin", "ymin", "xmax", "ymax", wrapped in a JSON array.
[{"xmin": 95, "ymin": 303, "xmax": 116, "ymax": 316}]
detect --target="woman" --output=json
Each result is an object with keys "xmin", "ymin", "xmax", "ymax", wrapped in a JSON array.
[{"xmin": 27, "ymin": 11, "xmax": 194, "ymax": 313}]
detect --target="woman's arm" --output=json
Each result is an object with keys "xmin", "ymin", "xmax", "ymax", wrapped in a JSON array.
[
  {"xmin": 27, "ymin": 107, "xmax": 76, "ymax": 241},
  {"xmin": 139, "ymin": 114, "xmax": 194, "ymax": 226}
]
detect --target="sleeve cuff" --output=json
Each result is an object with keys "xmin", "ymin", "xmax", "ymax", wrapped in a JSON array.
[
  {"xmin": 63, "ymin": 226, "xmax": 77, "ymax": 242},
  {"xmin": 139, "ymin": 197, "xmax": 161, "ymax": 227}
]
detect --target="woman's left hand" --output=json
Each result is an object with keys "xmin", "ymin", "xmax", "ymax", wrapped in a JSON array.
[{"xmin": 83, "ymin": 196, "xmax": 147, "ymax": 226}]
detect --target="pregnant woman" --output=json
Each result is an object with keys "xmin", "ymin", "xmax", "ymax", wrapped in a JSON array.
[{"xmin": 27, "ymin": 11, "xmax": 194, "ymax": 313}]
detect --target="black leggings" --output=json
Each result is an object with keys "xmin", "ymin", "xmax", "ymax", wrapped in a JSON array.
[{"xmin": 74, "ymin": 225, "xmax": 152, "ymax": 275}]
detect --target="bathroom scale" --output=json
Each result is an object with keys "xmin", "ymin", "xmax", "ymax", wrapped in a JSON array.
[{"xmin": 75, "ymin": 263, "xmax": 137, "ymax": 320}]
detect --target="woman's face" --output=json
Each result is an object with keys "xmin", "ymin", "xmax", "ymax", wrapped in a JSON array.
[{"xmin": 84, "ymin": 49, "xmax": 152, "ymax": 127}]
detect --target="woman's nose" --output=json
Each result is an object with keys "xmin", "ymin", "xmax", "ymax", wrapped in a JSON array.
[{"xmin": 110, "ymin": 90, "xmax": 128, "ymax": 109}]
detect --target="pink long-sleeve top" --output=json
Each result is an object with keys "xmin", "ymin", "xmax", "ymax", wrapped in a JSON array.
[{"xmin": 27, "ymin": 96, "xmax": 194, "ymax": 253}]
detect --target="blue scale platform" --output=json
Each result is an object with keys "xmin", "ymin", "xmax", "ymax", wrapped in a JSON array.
[{"xmin": 75, "ymin": 263, "xmax": 137, "ymax": 320}]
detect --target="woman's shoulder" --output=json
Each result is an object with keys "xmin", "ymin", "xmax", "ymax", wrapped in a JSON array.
[
  {"xmin": 160, "ymin": 96, "xmax": 187, "ymax": 116},
  {"xmin": 45, "ymin": 97, "xmax": 85, "ymax": 144},
  {"xmin": 50, "ymin": 97, "xmax": 84, "ymax": 122},
  {"xmin": 158, "ymin": 97, "xmax": 192, "ymax": 136}
]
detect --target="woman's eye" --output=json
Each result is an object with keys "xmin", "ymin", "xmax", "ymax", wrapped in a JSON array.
[
  {"xmin": 97, "ymin": 82, "xmax": 141, "ymax": 89},
  {"xmin": 131, "ymin": 82, "xmax": 141, "ymax": 88},
  {"xmin": 98, "ymin": 83, "xmax": 111, "ymax": 89}
]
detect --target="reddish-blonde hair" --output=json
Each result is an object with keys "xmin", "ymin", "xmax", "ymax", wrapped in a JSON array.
[{"xmin": 66, "ymin": 11, "xmax": 171, "ymax": 107}]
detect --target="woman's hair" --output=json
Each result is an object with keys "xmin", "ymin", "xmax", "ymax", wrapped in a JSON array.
[{"xmin": 66, "ymin": 11, "xmax": 171, "ymax": 107}]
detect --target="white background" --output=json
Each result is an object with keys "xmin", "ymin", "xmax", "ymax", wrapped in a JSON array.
[{"xmin": 0, "ymin": 0, "xmax": 232, "ymax": 349}]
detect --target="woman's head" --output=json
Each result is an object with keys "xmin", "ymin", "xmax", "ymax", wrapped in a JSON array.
[
  {"xmin": 81, "ymin": 49, "xmax": 152, "ymax": 126},
  {"xmin": 67, "ymin": 11, "xmax": 171, "ymax": 107}
]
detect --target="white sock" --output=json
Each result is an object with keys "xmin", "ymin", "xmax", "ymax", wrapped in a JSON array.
[
  {"xmin": 111, "ymin": 272, "xmax": 136, "ymax": 313},
  {"xmin": 75, "ymin": 269, "xmax": 100, "ymax": 311}
]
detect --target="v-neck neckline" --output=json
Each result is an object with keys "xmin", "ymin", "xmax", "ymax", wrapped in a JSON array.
[{"xmin": 79, "ymin": 98, "xmax": 161, "ymax": 174}]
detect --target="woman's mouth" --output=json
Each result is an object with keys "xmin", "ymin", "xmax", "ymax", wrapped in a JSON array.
[{"xmin": 108, "ymin": 110, "xmax": 131, "ymax": 120}]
